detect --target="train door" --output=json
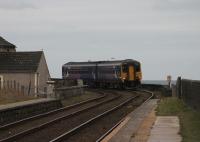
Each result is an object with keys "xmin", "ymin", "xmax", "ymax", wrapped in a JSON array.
[
  {"xmin": 129, "ymin": 65, "xmax": 134, "ymax": 81},
  {"xmin": 121, "ymin": 65, "xmax": 128, "ymax": 80}
]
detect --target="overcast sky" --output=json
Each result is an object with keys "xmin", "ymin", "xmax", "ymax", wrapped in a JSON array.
[{"xmin": 0, "ymin": 0, "xmax": 200, "ymax": 80}]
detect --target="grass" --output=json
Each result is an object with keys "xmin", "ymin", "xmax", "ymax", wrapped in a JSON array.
[
  {"xmin": 0, "ymin": 90, "xmax": 36, "ymax": 105},
  {"xmin": 0, "ymin": 90, "xmax": 100, "ymax": 106},
  {"xmin": 156, "ymin": 97, "xmax": 200, "ymax": 142},
  {"xmin": 61, "ymin": 91, "xmax": 100, "ymax": 106}
]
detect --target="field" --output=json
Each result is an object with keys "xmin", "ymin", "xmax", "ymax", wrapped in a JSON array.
[{"xmin": 156, "ymin": 97, "xmax": 200, "ymax": 142}]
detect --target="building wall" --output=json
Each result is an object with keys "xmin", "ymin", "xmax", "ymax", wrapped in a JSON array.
[
  {"xmin": 0, "ymin": 52, "xmax": 51, "ymax": 97},
  {"xmin": 0, "ymin": 73, "xmax": 35, "ymax": 95},
  {"xmin": 36, "ymin": 52, "xmax": 51, "ymax": 95},
  {"xmin": 0, "ymin": 47, "xmax": 16, "ymax": 52}
]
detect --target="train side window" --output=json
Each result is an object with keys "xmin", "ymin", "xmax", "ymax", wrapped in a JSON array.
[{"xmin": 115, "ymin": 66, "xmax": 121, "ymax": 76}]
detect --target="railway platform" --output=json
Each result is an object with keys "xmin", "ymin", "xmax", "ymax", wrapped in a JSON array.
[
  {"xmin": 103, "ymin": 99, "xmax": 158, "ymax": 142},
  {"xmin": 102, "ymin": 98, "xmax": 182, "ymax": 142},
  {"xmin": 147, "ymin": 116, "xmax": 182, "ymax": 142},
  {"xmin": 0, "ymin": 98, "xmax": 61, "ymax": 125},
  {"xmin": 0, "ymin": 98, "xmax": 57, "ymax": 111}
]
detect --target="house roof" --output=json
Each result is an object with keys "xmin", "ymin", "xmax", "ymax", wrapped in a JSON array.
[
  {"xmin": 0, "ymin": 36, "xmax": 16, "ymax": 48},
  {"xmin": 0, "ymin": 51, "xmax": 43, "ymax": 73}
]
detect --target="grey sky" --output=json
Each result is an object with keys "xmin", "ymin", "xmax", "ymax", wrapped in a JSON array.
[{"xmin": 0, "ymin": 0, "xmax": 200, "ymax": 80}]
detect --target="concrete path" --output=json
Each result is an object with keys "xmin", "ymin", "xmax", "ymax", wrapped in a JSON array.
[
  {"xmin": 147, "ymin": 116, "xmax": 182, "ymax": 142},
  {"xmin": 133, "ymin": 109, "xmax": 156, "ymax": 142},
  {"xmin": 106, "ymin": 99, "xmax": 158, "ymax": 142}
]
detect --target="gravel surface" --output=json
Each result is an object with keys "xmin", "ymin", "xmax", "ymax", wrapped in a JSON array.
[
  {"xmin": 61, "ymin": 90, "xmax": 101, "ymax": 106},
  {"xmin": 57, "ymin": 91, "xmax": 151, "ymax": 142},
  {"xmin": 7, "ymin": 91, "xmax": 136, "ymax": 142}
]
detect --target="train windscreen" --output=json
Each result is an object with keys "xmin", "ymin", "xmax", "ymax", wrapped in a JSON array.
[{"xmin": 134, "ymin": 63, "xmax": 140, "ymax": 72}]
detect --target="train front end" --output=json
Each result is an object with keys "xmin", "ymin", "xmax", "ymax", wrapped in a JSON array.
[{"xmin": 120, "ymin": 60, "xmax": 142, "ymax": 87}]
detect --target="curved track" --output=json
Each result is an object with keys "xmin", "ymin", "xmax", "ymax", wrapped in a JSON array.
[
  {"xmin": 0, "ymin": 91, "xmax": 120, "ymax": 142},
  {"xmin": 52, "ymin": 89, "xmax": 153, "ymax": 142},
  {"xmin": 96, "ymin": 90, "xmax": 154, "ymax": 142},
  {"xmin": 0, "ymin": 89, "xmax": 153, "ymax": 142}
]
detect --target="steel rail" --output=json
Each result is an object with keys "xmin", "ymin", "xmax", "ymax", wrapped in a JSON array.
[
  {"xmin": 0, "ymin": 94, "xmax": 120, "ymax": 142},
  {"xmin": 50, "ymin": 95, "xmax": 139, "ymax": 142},
  {"xmin": 95, "ymin": 117, "xmax": 125, "ymax": 142},
  {"xmin": 95, "ymin": 90, "xmax": 154, "ymax": 142},
  {"xmin": 0, "ymin": 92, "xmax": 106, "ymax": 130}
]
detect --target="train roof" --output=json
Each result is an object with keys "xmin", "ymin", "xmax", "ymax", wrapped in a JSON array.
[{"xmin": 63, "ymin": 59, "xmax": 140, "ymax": 66}]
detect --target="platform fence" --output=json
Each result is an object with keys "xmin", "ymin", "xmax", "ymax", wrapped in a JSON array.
[{"xmin": 176, "ymin": 77, "xmax": 200, "ymax": 110}]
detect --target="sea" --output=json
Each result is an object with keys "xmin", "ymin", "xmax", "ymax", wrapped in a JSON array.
[{"xmin": 142, "ymin": 80, "xmax": 176, "ymax": 85}]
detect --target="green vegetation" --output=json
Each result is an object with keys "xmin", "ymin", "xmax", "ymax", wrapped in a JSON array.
[
  {"xmin": 156, "ymin": 97, "xmax": 187, "ymax": 116},
  {"xmin": 156, "ymin": 97, "xmax": 200, "ymax": 142},
  {"xmin": 61, "ymin": 91, "xmax": 100, "ymax": 106}
]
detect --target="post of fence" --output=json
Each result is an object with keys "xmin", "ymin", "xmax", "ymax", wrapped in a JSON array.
[{"xmin": 176, "ymin": 76, "xmax": 182, "ymax": 99}]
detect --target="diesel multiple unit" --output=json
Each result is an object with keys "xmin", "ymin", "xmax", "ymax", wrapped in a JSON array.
[{"xmin": 62, "ymin": 59, "xmax": 142, "ymax": 88}]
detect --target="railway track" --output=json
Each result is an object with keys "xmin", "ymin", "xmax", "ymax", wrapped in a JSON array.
[
  {"xmin": 0, "ymin": 89, "xmax": 152, "ymax": 142},
  {"xmin": 0, "ymin": 92, "xmax": 106, "ymax": 128},
  {"xmin": 95, "ymin": 90, "xmax": 154, "ymax": 142},
  {"xmin": 0, "ymin": 91, "xmax": 121, "ymax": 142},
  {"xmin": 51, "ymin": 90, "xmax": 153, "ymax": 142},
  {"xmin": 50, "ymin": 95, "xmax": 138, "ymax": 142}
]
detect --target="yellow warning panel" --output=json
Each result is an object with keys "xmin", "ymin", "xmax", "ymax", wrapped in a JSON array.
[{"xmin": 129, "ymin": 65, "xmax": 134, "ymax": 81}]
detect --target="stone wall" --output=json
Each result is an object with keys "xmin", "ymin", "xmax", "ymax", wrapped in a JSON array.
[{"xmin": 54, "ymin": 86, "xmax": 87, "ymax": 100}]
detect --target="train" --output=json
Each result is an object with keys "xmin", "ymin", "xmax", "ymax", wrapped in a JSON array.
[{"xmin": 62, "ymin": 59, "xmax": 142, "ymax": 88}]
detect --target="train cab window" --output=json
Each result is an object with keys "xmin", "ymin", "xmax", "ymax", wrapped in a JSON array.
[
  {"xmin": 134, "ymin": 63, "xmax": 140, "ymax": 72},
  {"xmin": 122, "ymin": 65, "xmax": 128, "ymax": 72}
]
